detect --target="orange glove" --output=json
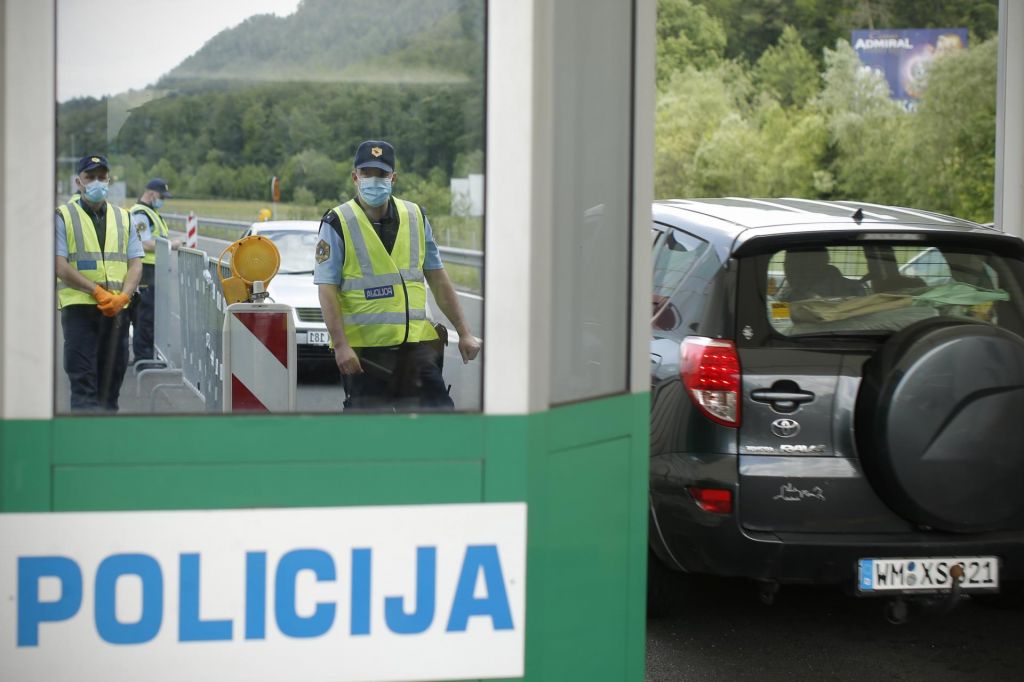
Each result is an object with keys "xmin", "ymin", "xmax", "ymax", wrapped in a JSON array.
[
  {"xmin": 98, "ymin": 292, "xmax": 130, "ymax": 317},
  {"xmin": 91, "ymin": 285, "xmax": 114, "ymax": 306}
]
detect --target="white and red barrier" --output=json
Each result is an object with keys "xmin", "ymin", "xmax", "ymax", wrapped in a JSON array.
[
  {"xmin": 185, "ymin": 211, "xmax": 198, "ymax": 249},
  {"xmin": 221, "ymin": 303, "xmax": 296, "ymax": 412}
]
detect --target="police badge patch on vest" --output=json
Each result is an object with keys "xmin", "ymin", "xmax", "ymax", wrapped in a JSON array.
[
  {"xmin": 315, "ymin": 239, "xmax": 330, "ymax": 264},
  {"xmin": 364, "ymin": 285, "xmax": 395, "ymax": 300}
]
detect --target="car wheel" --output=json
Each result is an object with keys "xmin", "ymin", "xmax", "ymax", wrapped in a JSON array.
[
  {"xmin": 855, "ymin": 317, "xmax": 1024, "ymax": 533},
  {"xmin": 646, "ymin": 548, "xmax": 679, "ymax": 618}
]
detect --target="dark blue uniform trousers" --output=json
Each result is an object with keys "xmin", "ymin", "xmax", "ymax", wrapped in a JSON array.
[
  {"xmin": 62, "ymin": 304, "xmax": 130, "ymax": 412},
  {"xmin": 129, "ymin": 263, "xmax": 156, "ymax": 360},
  {"xmin": 342, "ymin": 342, "xmax": 453, "ymax": 412}
]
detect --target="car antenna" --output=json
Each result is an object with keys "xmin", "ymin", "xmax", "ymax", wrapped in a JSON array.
[{"xmin": 852, "ymin": 207, "xmax": 864, "ymax": 224}]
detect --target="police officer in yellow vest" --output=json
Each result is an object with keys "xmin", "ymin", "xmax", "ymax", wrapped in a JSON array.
[
  {"xmin": 129, "ymin": 178, "xmax": 180, "ymax": 362},
  {"xmin": 315, "ymin": 140, "xmax": 481, "ymax": 410},
  {"xmin": 55, "ymin": 155, "xmax": 144, "ymax": 411}
]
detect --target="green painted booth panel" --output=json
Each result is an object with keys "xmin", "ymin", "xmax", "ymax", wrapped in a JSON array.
[
  {"xmin": 52, "ymin": 460, "xmax": 484, "ymax": 511},
  {"xmin": 1, "ymin": 392, "xmax": 650, "ymax": 681},
  {"xmin": 50, "ymin": 414, "xmax": 486, "ymax": 466},
  {"xmin": 529, "ymin": 436, "xmax": 632, "ymax": 680}
]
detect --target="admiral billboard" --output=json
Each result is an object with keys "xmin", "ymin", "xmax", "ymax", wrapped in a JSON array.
[{"xmin": 851, "ymin": 28, "xmax": 969, "ymax": 104}]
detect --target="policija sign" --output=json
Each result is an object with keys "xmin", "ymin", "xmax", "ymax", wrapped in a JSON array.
[{"xmin": 0, "ymin": 504, "xmax": 526, "ymax": 682}]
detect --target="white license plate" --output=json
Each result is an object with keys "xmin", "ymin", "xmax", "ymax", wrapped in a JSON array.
[
  {"xmin": 858, "ymin": 556, "xmax": 999, "ymax": 592},
  {"xmin": 306, "ymin": 330, "xmax": 330, "ymax": 346}
]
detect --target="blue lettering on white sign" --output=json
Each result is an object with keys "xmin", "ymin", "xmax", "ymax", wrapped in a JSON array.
[
  {"xmin": 385, "ymin": 547, "xmax": 436, "ymax": 634},
  {"xmin": 17, "ymin": 556, "xmax": 82, "ymax": 647},
  {"xmin": 275, "ymin": 549, "xmax": 336, "ymax": 638},
  {"xmin": 364, "ymin": 285, "xmax": 395, "ymax": 300},
  {"xmin": 96, "ymin": 554, "xmax": 163, "ymax": 644},
  {"xmin": 15, "ymin": 545, "xmax": 514, "ymax": 646},
  {"xmin": 447, "ymin": 545, "xmax": 514, "ymax": 632},
  {"xmin": 180, "ymin": 553, "xmax": 231, "ymax": 641},
  {"xmin": 245, "ymin": 552, "xmax": 266, "ymax": 639}
]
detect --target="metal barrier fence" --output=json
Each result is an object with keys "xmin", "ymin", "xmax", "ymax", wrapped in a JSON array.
[
  {"xmin": 177, "ymin": 247, "xmax": 229, "ymax": 411},
  {"xmin": 152, "ymin": 237, "xmax": 180, "ymax": 368},
  {"xmin": 134, "ymin": 237, "xmax": 184, "ymax": 400}
]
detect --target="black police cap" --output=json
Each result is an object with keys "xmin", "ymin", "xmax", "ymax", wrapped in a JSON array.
[
  {"xmin": 146, "ymin": 178, "xmax": 173, "ymax": 197},
  {"xmin": 354, "ymin": 140, "xmax": 395, "ymax": 173},
  {"xmin": 76, "ymin": 155, "xmax": 109, "ymax": 174}
]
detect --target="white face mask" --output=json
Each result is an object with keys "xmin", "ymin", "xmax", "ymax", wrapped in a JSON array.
[
  {"xmin": 153, "ymin": 198, "xmax": 164, "ymax": 209},
  {"xmin": 82, "ymin": 179, "xmax": 109, "ymax": 203}
]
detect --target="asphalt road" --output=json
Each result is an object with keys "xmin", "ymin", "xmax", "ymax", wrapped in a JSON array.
[{"xmin": 646, "ymin": 575, "xmax": 1023, "ymax": 681}]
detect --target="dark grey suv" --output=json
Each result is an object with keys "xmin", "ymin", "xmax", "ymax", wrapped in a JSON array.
[{"xmin": 648, "ymin": 198, "xmax": 1024, "ymax": 618}]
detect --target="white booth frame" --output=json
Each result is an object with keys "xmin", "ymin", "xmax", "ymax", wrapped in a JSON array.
[{"xmin": 0, "ymin": 0, "xmax": 656, "ymax": 420}]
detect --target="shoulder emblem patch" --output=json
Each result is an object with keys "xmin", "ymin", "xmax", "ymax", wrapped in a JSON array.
[{"xmin": 316, "ymin": 239, "xmax": 331, "ymax": 264}]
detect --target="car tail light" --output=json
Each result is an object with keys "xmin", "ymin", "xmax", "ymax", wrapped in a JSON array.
[
  {"xmin": 680, "ymin": 336, "xmax": 741, "ymax": 427},
  {"xmin": 687, "ymin": 487, "xmax": 733, "ymax": 514}
]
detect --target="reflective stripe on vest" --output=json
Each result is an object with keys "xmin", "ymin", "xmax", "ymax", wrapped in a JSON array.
[
  {"xmin": 331, "ymin": 198, "xmax": 438, "ymax": 348},
  {"xmin": 56, "ymin": 201, "xmax": 132, "ymax": 309},
  {"xmin": 131, "ymin": 203, "xmax": 169, "ymax": 266}
]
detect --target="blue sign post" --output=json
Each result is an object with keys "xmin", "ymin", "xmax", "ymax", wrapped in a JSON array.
[{"xmin": 852, "ymin": 28, "xmax": 969, "ymax": 105}]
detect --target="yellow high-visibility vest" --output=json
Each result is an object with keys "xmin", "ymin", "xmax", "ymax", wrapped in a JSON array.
[
  {"xmin": 331, "ymin": 198, "xmax": 438, "ymax": 348},
  {"xmin": 131, "ymin": 203, "xmax": 169, "ymax": 266},
  {"xmin": 55, "ymin": 200, "xmax": 131, "ymax": 309}
]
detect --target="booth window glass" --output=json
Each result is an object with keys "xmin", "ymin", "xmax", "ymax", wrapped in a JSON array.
[
  {"xmin": 548, "ymin": 0, "xmax": 634, "ymax": 405},
  {"xmin": 55, "ymin": 0, "xmax": 486, "ymax": 415}
]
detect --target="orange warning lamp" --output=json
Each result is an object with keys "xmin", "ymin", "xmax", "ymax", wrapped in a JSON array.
[{"xmin": 218, "ymin": 235, "xmax": 280, "ymax": 304}]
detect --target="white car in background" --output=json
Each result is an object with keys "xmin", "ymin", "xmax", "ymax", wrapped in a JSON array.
[{"xmin": 241, "ymin": 221, "xmax": 333, "ymax": 371}]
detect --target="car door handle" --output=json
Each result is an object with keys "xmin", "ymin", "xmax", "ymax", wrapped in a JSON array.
[{"xmin": 750, "ymin": 389, "xmax": 814, "ymax": 405}]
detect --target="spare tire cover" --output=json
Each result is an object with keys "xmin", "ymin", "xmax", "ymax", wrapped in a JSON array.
[{"xmin": 856, "ymin": 319, "xmax": 1024, "ymax": 532}]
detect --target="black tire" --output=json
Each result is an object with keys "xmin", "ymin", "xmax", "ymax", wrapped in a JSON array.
[
  {"xmin": 855, "ymin": 317, "xmax": 1024, "ymax": 532},
  {"xmin": 646, "ymin": 549, "xmax": 678, "ymax": 619}
]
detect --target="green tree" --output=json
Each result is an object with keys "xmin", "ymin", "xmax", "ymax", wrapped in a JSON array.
[
  {"xmin": 453, "ymin": 149, "xmax": 484, "ymax": 176},
  {"xmin": 818, "ymin": 40, "xmax": 910, "ymax": 203},
  {"xmin": 293, "ymin": 186, "xmax": 316, "ymax": 206},
  {"xmin": 655, "ymin": 62, "xmax": 751, "ymax": 198},
  {"xmin": 144, "ymin": 158, "xmax": 181, "ymax": 197},
  {"xmin": 282, "ymin": 149, "xmax": 347, "ymax": 203},
  {"xmin": 399, "ymin": 167, "xmax": 452, "ymax": 217},
  {"xmin": 754, "ymin": 99, "xmax": 829, "ymax": 196},
  {"xmin": 753, "ymin": 25, "xmax": 819, "ymax": 108},
  {"xmin": 903, "ymin": 37, "xmax": 998, "ymax": 222},
  {"xmin": 657, "ymin": 0, "xmax": 727, "ymax": 85}
]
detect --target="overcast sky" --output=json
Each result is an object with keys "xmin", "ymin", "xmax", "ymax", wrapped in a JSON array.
[{"xmin": 57, "ymin": 0, "xmax": 301, "ymax": 101}]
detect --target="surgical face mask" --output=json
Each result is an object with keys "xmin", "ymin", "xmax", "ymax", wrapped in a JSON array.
[
  {"xmin": 82, "ymin": 179, "xmax": 109, "ymax": 203},
  {"xmin": 358, "ymin": 176, "xmax": 392, "ymax": 208},
  {"xmin": 153, "ymin": 198, "xmax": 164, "ymax": 210}
]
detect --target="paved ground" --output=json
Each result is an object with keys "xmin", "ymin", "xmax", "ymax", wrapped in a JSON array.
[{"xmin": 646, "ymin": 574, "xmax": 1023, "ymax": 681}]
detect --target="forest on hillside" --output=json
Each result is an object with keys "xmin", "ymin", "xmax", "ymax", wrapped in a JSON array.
[
  {"xmin": 56, "ymin": 0, "xmax": 1001, "ymax": 222},
  {"xmin": 656, "ymin": 0, "xmax": 1000, "ymax": 222}
]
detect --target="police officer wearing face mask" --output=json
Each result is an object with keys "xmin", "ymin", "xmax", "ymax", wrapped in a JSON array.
[
  {"xmin": 315, "ymin": 140, "xmax": 481, "ymax": 411},
  {"xmin": 129, "ymin": 178, "xmax": 181, "ymax": 362},
  {"xmin": 55, "ymin": 155, "xmax": 144, "ymax": 411}
]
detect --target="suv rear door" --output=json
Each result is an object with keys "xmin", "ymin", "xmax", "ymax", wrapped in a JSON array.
[{"xmin": 730, "ymin": 235, "xmax": 1024, "ymax": 534}]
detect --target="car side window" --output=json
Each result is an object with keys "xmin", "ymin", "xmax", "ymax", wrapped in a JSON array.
[
  {"xmin": 652, "ymin": 227, "xmax": 708, "ymax": 297},
  {"xmin": 651, "ymin": 226, "xmax": 709, "ymax": 330}
]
